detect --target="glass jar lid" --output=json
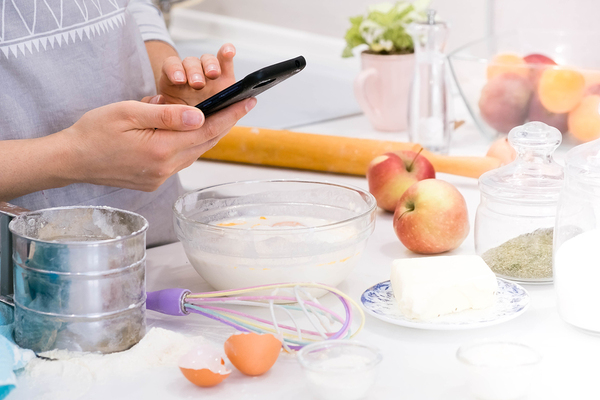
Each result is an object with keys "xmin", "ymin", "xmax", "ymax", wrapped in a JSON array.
[
  {"xmin": 563, "ymin": 138, "xmax": 600, "ymax": 188},
  {"xmin": 479, "ymin": 121, "xmax": 564, "ymax": 203}
]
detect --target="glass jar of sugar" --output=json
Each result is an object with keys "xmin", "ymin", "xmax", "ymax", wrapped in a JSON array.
[
  {"xmin": 475, "ymin": 122, "xmax": 563, "ymax": 283},
  {"xmin": 555, "ymin": 138, "xmax": 600, "ymax": 334}
]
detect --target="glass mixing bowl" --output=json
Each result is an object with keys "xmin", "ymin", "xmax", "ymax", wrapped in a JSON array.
[
  {"xmin": 173, "ymin": 180, "xmax": 377, "ymax": 291},
  {"xmin": 449, "ymin": 30, "xmax": 600, "ymax": 140}
]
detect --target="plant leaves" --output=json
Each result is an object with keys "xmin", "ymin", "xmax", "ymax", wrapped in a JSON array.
[{"xmin": 342, "ymin": 0, "xmax": 430, "ymax": 57}]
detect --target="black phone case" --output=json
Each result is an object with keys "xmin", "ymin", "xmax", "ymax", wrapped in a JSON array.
[{"xmin": 195, "ymin": 56, "xmax": 306, "ymax": 117}]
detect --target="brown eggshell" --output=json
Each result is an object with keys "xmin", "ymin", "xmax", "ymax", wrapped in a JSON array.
[
  {"xmin": 179, "ymin": 366, "xmax": 230, "ymax": 387},
  {"xmin": 224, "ymin": 332, "xmax": 282, "ymax": 376}
]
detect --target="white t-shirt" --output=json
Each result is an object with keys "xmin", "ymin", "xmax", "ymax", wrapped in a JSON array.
[{"xmin": 0, "ymin": 0, "xmax": 182, "ymax": 247}]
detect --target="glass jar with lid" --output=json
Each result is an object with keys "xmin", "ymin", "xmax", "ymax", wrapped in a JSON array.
[
  {"xmin": 474, "ymin": 121, "xmax": 563, "ymax": 283},
  {"xmin": 554, "ymin": 138, "xmax": 600, "ymax": 334}
]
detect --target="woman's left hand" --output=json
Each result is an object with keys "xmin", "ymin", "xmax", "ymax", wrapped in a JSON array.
[{"xmin": 154, "ymin": 43, "xmax": 236, "ymax": 106}]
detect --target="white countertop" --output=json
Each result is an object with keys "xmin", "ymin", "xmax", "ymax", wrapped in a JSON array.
[
  {"xmin": 11, "ymin": 11, "xmax": 599, "ymax": 400},
  {"xmin": 12, "ymin": 116, "xmax": 598, "ymax": 400}
]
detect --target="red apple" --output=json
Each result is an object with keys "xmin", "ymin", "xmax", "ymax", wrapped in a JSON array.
[
  {"xmin": 523, "ymin": 53, "xmax": 556, "ymax": 65},
  {"xmin": 366, "ymin": 151, "xmax": 436, "ymax": 212},
  {"xmin": 393, "ymin": 179, "xmax": 470, "ymax": 254},
  {"xmin": 524, "ymin": 53, "xmax": 557, "ymax": 86}
]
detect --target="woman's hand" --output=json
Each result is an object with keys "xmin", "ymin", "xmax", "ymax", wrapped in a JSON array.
[
  {"xmin": 61, "ymin": 95, "xmax": 255, "ymax": 192},
  {"xmin": 0, "ymin": 96, "xmax": 256, "ymax": 202},
  {"xmin": 147, "ymin": 42, "xmax": 236, "ymax": 106}
]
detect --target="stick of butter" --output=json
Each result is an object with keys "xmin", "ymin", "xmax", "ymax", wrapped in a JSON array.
[{"xmin": 390, "ymin": 255, "xmax": 498, "ymax": 320}]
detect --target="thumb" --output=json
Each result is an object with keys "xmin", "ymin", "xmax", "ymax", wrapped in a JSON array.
[{"xmin": 122, "ymin": 101, "xmax": 205, "ymax": 131}]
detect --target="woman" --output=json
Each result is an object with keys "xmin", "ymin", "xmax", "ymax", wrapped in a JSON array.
[{"xmin": 0, "ymin": 0, "xmax": 255, "ymax": 246}]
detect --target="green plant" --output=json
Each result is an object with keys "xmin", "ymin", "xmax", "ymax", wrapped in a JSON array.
[{"xmin": 342, "ymin": 1, "xmax": 430, "ymax": 57}]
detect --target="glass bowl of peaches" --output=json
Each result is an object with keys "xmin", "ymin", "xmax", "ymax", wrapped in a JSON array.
[{"xmin": 448, "ymin": 30, "xmax": 600, "ymax": 142}]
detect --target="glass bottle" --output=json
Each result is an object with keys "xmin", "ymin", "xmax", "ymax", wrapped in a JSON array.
[
  {"xmin": 407, "ymin": 9, "xmax": 453, "ymax": 154},
  {"xmin": 554, "ymin": 138, "xmax": 600, "ymax": 334},
  {"xmin": 474, "ymin": 122, "xmax": 563, "ymax": 283}
]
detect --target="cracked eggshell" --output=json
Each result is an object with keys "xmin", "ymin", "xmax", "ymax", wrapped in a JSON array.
[
  {"xmin": 224, "ymin": 332, "xmax": 283, "ymax": 376},
  {"xmin": 178, "ymin": 344, "xmax": 231, "ymax": 387}
]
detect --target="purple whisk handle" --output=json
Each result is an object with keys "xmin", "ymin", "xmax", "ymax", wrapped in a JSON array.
[{"xmin": 146, "ymin": 288, "xmax": 191, "ymax": 316}]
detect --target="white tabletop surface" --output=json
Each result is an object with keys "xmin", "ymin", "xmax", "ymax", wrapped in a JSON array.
[
  {"xmin": 11, "ymin": 113, "xmax": 598, "ymax": 400},
  {"xmin": 11, "ymin": 11, "xmax": 599, "ymax": 399}
]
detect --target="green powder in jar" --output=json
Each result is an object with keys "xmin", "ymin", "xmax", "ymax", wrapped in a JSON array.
[{"xmin": 481, "ymin": 228, "xmax": 553, "ymax": 280}]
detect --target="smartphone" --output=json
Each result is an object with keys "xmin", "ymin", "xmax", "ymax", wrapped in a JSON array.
[{"xmin": 195, "ymin": 56, "xmax": 306, "ymax": 117}]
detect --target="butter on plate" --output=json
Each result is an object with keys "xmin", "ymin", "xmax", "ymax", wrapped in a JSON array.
[{"xmin": 390, "ymin": 255, "xmax": 498, "ymax": 320}]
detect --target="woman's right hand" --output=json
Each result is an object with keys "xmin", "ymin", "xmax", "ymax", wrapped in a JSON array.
[{"xmin": 58, "ymin": 96, "xmax": 256, "ymax": 191}]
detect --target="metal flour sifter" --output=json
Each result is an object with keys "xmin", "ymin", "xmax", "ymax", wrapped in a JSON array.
[{"xmin": 0, "ymin": 202, "xmax": 148, "ymax": 354}]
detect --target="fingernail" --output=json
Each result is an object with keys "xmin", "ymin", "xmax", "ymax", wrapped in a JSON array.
[
  {"xmin": 183, "ymin": 110, "xmax": 203, "ymax": 126},
  {"xmin": 206, "ymin": 64, "xmax": 218, "ymax": 73},
  {"xmin": 245, "ymin": 97, "xmax": 257, "ymax": 112},
  {"xmin": 191, "ymin": 74, "xmax": 203, "ymax": 83},
  {"xmin": 224, "ymin": 46, "xmax": 235, "ymax": 55},
  {"xmin": 173, "ymin": 71, "xmax": 185, "ymax": 82},
  {"xmin": 149, "ymin": 95, "xmax": 162, "ymax": 104}
]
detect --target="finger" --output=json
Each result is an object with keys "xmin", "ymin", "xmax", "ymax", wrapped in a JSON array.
[
  {"xmin": 200, "ymin": 53, "xmax": 221, "ymax": 80},
  {"xmin": 141, "ymin": 95, "xmax": 164, "ymax": 104},
  {"xmin": 182, "ymin": 57, "xmax": 206, "ymax": 90},
  {"xmin": 165, "ymin": 97, "xmax": 256, "ymax": 151},
  {"xmin": 150, "ymin": 95, "xmax": 166, "ymax": 104},
  {"xmin": 119, "ymin": 101, "xmax": 205, "ymax": 131},
  {"xmin": 174, "ymin": 128, "xmax": 230, "ymax": 172},
  {"xmin": 162, "ymin": 56, "xmax": 186, "ymax": 85},
  {"xmin": 217, "ymin": 43, "xmax": 236, "ymax": 81}
]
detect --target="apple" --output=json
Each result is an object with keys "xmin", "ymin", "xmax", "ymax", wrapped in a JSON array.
[
  {"xmin": 523, "ymin": 53, "xmax": 556, "ymax": 65},
  {"xmin": 523, "ymin": 53, "xmax": 557, "ymax": 85},
  {"xmin": 366, "ymin": 151, "xmax": 436, "ymax": 212},
  {"xmin": 393, "ymin": 179, "xmax": 470, "ymax": 254}
]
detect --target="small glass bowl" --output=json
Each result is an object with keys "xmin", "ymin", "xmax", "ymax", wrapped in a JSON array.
[
  {"xmin": 456, "ymin": 341, "xmax": 542, "ymax": 400},
  {"xmin": 297, "ymin": 340, "xmax": 382, "ymax": 400}
]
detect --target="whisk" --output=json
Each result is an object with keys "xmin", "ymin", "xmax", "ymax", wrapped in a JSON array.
[{"xmin": 146, "ymin": 283, "xmax": 365, "ymax": 351}]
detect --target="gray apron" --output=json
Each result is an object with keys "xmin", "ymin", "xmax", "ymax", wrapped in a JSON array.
[{"xmin": 0, "ymin": 0, "xmax": 182, "ymax": 247}]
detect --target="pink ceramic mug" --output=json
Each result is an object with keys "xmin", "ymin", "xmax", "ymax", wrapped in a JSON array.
[{"xmin": 354, "ymin": 52, "xmax": 415, "ymax": 132}]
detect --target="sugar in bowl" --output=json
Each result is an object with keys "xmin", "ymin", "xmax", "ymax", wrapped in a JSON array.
[
  {"xmin": 554, "ymin": 138, "xmax": 600, "ymax": 334},
  {"xmin": 474, "ymin": 122, "xmax": 563, "ymax": 283}
]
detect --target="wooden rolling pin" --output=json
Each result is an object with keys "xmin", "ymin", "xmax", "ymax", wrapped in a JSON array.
[{"xmin": 201, "ymin": 126, "xmax": 501, "ymax": 179}]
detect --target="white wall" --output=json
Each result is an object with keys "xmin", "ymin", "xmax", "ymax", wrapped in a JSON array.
[
  {"xmin": 183, "ymin": 0, "xmax": 599, "ymax": 52},
  {"xmin": 188, "ymin": 0, "xmax": 488, "ymax": 51}
]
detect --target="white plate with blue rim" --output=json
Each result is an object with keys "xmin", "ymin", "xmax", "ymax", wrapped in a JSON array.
[{"xmin": 360, "ymin": 278, "xmax": 530, "ymax": 330}]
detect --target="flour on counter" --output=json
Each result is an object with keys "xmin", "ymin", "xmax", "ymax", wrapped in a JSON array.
[{"xmin": 17, "ymin": 328, "xmax": 207, "ymax": 400}]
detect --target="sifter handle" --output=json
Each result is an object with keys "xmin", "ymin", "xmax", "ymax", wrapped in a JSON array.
[{"xmin": 0, "ymin": 202, "xmax": 29, "ymax": 305}]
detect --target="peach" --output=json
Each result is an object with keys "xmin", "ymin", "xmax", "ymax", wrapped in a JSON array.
[
  {"xmin": 585, "ymin": 83, "xmax": 600, "ymax": 96},
  {"xmin": 366, "ymin": 151, "xmax": 435, "ymax": 212},
  {"xmin": 479, "ymin": 73, "xmax": 533, "ymax": 134},
  {"xmin": 486, "ymin": 137, "xmax": 517, "ymax": 166},
  {"xmin": 538, "ymin": 67, "xmax": 585, "ymax": 113},
  {"xmin": 487, "ymin": 53, "xmax": 528, "ymax": 81},
  {"xmin": 393, "ymin": 179, "xmax": 470, "ymax": 254},
  {"xmin": 568, "ymin": 95, "xmax": 600, "ymax": 142},
  {"xmin": 527, "ymin": 93, "xmax": 569, "ymax": 133}
]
